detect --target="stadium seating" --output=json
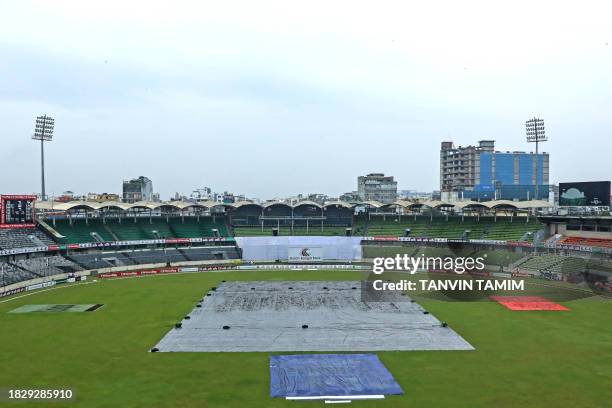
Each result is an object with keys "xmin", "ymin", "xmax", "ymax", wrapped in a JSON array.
[
  {"xmin": 48, "ymin": 217, "xmax": 230, "ymax": 244},
  {"xmin": 0, "ymin": 256, "xmax": 81, "ymax": 287},
  {"xmin": 559, "ymin": 236, "xmax": 612, "ymax": 250},
  {"xmin": 232, "ymin": 226, "xmax": 349, "ymax": 236},
  {"xmin": 68, "ymin": 246, "xmax": 240, "ymax": 269},
  {"xmin": 357, "ymin": 215, "xmax": 543, "ymax": 241},
  {"xmin": 516, "ymin": 255, "xmax": 588, "ymax": 274},
  {"xmin": 14, "ymin": 255, "xmax": 82, "ymax": 277},
  {"xmin": 169, "ymin": 217, "xmax": 229, "ymax": 238},
  {"xmin": 0, "ymin": 261, "xmax": 40, "ymax": 287},
  {"xmin": 0, "ymin": 228, "xmax": 55, "ymax": 249},
  {"xmin": 51, "ymin": 219, "xmax": 114, "ymax": 243}
]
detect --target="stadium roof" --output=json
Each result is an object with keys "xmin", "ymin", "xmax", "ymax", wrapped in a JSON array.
[
  {"xmin": 416, "ymin": 200, "xmax": 455, "ymax": 208},
  {"xmin": 453, "ymin": 201, "xmax": 489, "ymax": 209},
  {"xmin": 324, "ymin": 200, "xmax": 354, "ymax": 209},
  {"xmin": 293, "ymin": 200, "xmax": 323, "ymax": 208},
  {"xmin": 514, "ymin": 200, "xmax": 552, "ymax": 209},
  {"xmin": 35, "ymin": 198, "xmax": 552, "ymax": 212},
  {"xmin": 359, "ymin": 200, "xmax": 385, "ymax": 208}
]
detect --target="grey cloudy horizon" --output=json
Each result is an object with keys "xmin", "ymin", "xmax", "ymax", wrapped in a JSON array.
[{"xmin": 1, "ymin": 1, "xmax": 610, "ymax": 200}]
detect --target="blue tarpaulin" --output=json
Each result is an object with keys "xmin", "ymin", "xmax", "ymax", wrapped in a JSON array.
[{"xmin": 270, "ymin": 353, "xmax": 404, "ymax": 398}]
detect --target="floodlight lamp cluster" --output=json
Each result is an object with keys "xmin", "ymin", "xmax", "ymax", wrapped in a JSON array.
[{"xmin": 32, "ymin": 115, "xmax": 55, "ymax": 141}]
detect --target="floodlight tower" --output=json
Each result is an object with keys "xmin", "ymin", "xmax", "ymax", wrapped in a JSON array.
[
  {"xmin": 525, "ymin": 117, "xmax": 547, "ymax": 200},
  {"xmin": 32, "ymin": 115, "xmax": 55, "ymax": 201}
]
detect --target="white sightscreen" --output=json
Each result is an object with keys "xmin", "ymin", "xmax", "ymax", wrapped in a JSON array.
[{"xmin": 235, "ymin": 236, "xmax": 363, "ymax": 261}]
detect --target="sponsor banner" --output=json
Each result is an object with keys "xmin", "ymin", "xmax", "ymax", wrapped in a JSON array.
[
  {"xmin": 140, "ymin": 269, "xmax": 160, "ymax": 276},
  {"xmin": 98, "ymin": 267, "xmax": 182, "ymax": 279},
  {"xmin": 372, "ymin": 236, "xmax": 404, "ymax": 241},
  {"xmin": 512, "ymin": 271, "xmax": 533, "ymax": 278},
  {"xmin": 197, "ymin": 265, "xmax": 238, "ymax": 271},
  {"xmin": 0, "ymin": 287, "xmax": 25, "ymax": 298},
  {"xmin": 288, "ymin": 247, "xmax": 323, "ymax": 262},
  {"xmin": 0, "ymin": 224, "xmax": 36, "ymax": 229},
  {"xmin": 26, "ymin": 281, "xmax": 56, "ymax": 291},
  {"xmin": 0, "ymin": 246, "xmax": 47, "ymax": 256},
  {"xmin": 165, "ymin": 238, "xmax": 190, "ymax": 244},
  {"xmin": 236, "ymin": 264, "xmax": 366, "ymax": 271},
  {"xmin": 507, "ymin": 241, "xmax": 533, "ymax": 248},
  {"xmin": 365, "ymin": 236, "xmax": 506, "ymax": 246},
  {"xmin": 0, "ymin": 237, "xmax": 235, "ymax": 256}
]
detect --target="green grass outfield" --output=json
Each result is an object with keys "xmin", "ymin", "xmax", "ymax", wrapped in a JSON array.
[{"xmin": 0, "ymin": 270, "xmax": 610, "ymax": 408}]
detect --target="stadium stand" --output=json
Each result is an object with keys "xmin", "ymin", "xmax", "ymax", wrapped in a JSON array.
[
  {"xmin": 516, "ymin": 255, "xmax": 588, "ymax": 274},
  {"xmin": 357, "ymin": 215, "xmax": 543, "ymax": 241},
  {"xmin": 14, "ymin": 255, "xmax": 82, "ymax": 276},
  {"xmin": 559, "ymin": 236, "xmax": 612, "ymax": 250},
  {"xmin": 50, "ymin": 219, "xmax": 114, "ymax": 243},
  {"xmin": 0, "ymin": 255, "xmax": 81, "ymax": 287},
  {"xmin": 67, "ymin": 246, "xmax": 240, "ymax": 270},
  {"xmin": 0, "ymin": 261, "xmax": 40, "ymax": 287},
  {"xmin": 232, "ymin": 226, "xmax": 349, "ymax": 236},
  {"xmin": 47, "ymin": 216, "xmax": 230, "ymax": 244},
  {"xmin": 0, "ymin": 228, "xmax": 55, "ymax": 249},
  {"xmin": 169, "ymin": 217, "xmax": 229, "ymax": 238}
]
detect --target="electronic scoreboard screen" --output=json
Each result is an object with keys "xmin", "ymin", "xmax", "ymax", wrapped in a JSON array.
[{"xmin": 0, "ymin": 195, "xmax": 37, "ymax": 228}]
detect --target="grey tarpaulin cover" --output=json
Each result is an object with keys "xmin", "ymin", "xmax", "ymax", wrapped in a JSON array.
[{"xmin": 269, "ymin": 353, "xmax": 404, "ymax": 398}]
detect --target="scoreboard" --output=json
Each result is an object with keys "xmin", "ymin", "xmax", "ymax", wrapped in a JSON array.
[
  {"xmin": 559, "ymin": 182, "xmax": 611, "ymax": 207},
  {"xmin": 0, "ymin": 195, "xmax": 37, "ymax": 229}
]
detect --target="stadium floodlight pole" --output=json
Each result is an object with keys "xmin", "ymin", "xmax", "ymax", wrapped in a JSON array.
[
  {"xmin": 525, "ymin": 117, "xmax": 546, "ymax": 200},
  {"xmin": 32, "ymin": 115, "xmax": 55, "ymax": 201}
]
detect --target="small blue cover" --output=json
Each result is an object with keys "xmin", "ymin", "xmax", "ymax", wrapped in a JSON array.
[{"xmin": 270, "ymin": 353, "xmax": 404, "ymax": 398}]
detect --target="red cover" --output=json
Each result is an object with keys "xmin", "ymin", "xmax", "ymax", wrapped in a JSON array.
[{"xmin": 490, "ymin": 296, "xmax": 569, "ymax": 311}]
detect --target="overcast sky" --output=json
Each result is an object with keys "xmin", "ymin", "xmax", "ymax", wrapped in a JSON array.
[{"xmin": 0, "ymin": 1, "xmax": 610, "ymax": 200}]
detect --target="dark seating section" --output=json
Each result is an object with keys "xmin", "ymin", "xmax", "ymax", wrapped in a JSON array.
[
  {"xmin": 0, "ymin": 255, "xmax": 81, "ymax": 287},
  {"xmin": 0, "ymin": 261, "xmax": 39, "ymax": 287},
  {"xmin": 69, "ymin": 246, "xmax": 240, "ymax": 270},
  {"xmin": 0, "ymin": 228, "xmax": 55, "ymax": 249},
  {"xmin": 14, "ymin": 255, "xmax": 82, "ymax": 276}
]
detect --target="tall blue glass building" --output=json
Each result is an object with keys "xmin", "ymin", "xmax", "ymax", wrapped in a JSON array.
[{"xmin": 440, "ymin": 140, "xmax": 549, "ymax": 201}]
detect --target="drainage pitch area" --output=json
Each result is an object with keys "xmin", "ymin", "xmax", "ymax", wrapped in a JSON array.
[
  {"xmin": 154, "ymin": 281, "xmax": 474, "ymax": 352},
  {"xmin": 270, "ymin": 353, "xmax": 403, "ymax": 399},
  {"xmin": 8, "ymin": 304, "xmax": 104, "ymax": 313}
]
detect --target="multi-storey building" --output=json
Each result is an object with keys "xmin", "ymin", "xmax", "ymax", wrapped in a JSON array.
[
  {"xmin": 122, "ymin": 176, "xmax": 154, "ymax": 203},
  {"xmin": 440, "ymin": 140, "xmax": 549, "ymax": 201},
  {"xmin": 357, "ymin": 173, "xmax": 398, "ymax": 204}
]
